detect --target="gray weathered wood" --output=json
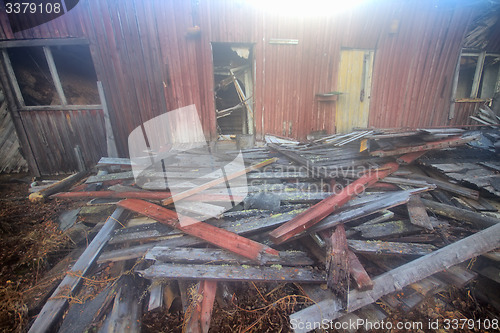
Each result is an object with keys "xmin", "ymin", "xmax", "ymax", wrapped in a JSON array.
[
  {"xmin": 354, "ymin": 220, "xmax": 422, "ymax": 239},
  {"xmin": 290, "ymin": 221, "xmax": 500, "ymax": 333},
  {"xmin": 146, "ymin": 247, "xmax": 313, "ymax": 266},
  {"xmin": 347, "ymin": 240, "xmax": 436, "ymax": 256},
  {"xmin": 138, "ymin": 263, "xmax": 326, "ymax": 283},
  {"xmin": 99, "ymin": 275, "xmax": 142, "ymax": 333},
  {"xmin": 407, "ymin": 195, "xmax": 434, "ymax": 230},
  {"xmin": 28, "ymin": 208, "xmax": 129, "ymax": 333}
]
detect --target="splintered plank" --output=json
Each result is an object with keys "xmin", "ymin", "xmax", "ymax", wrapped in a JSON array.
[
  {"xmin": 290, "ymin": 221, "xmax": 500, "ymax": 333},
  {"xmin": 184, "ymin": 281, "xmax": 217, "ymax": 333},
  {"xmin": 269, "ymin": 161, "xmax": 402, "ymax": 244},
  {"xmin": 407, "ymin": 195, "xmax": 433, "ymax": 230},
  {"xmin": 117, "ymin": 199, "xmax": 278, "ymax": 262},
  {"xmin": 347, "ymin": 240, "xmax": 437, "ymax": 256},
  {"xmin": 161, "ymin": 158, "xmax": 277, "ymax": 206},
  {"xmin": 326, "ymin": 225, "xmax": 349, "ymax": 307},
  {"xmin": 348, "ymin": 250, "xmax": 373, "ymax": 291},
  {"xmin": 138, "ymin": 263, "xmax": 326, "ymax": 283},
  {"xmin": 28, "ymin": 208, "xmax": 129, "ymax": 333},
  {"xmin": 145, "ymin": 247, "xmax": 313, "ymax": 266},
  {"xmin": 369, "ymin": 136, "xmax": 477, "ymax": 157}
]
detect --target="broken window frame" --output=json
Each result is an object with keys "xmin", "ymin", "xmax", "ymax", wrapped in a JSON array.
[
  {"xmin": 0, "ymin": 38, "xmax": 102, "ymax": 110},
  {"xmin": 453, "ymin": 51, "xmax": 500, "ymax": 102}
]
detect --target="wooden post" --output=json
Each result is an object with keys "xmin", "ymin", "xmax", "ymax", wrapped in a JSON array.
[{"xmin": 326, "ymin": 225, "xmax": 349, "ymax": 308}]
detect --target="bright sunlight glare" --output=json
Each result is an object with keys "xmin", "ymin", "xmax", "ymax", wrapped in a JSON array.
[{"xmin": 247, "ymin": 0, "xmax": 369, "ymax": 16}]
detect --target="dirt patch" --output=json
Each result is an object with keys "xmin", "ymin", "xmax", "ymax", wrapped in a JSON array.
[{"xmin": 0, "ymin": 174, "xmax": 77, "ymax": 332}]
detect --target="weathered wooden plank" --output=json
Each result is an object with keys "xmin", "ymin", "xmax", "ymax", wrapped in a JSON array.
[
  {"xmin": 145, "ymin": 247, "xmax": 313, "ymax": 266},
  {"xmin": 28, "ymin": 208, "xmax": 129, "ymax": 333},
  {"xmin": 408, "ymin": 174, "xmax": 479, "ymax": 200},
  {"xmin": 421, "ymin": 198, "xmax": 500, "ymax": 229},
  {"xmin": 117, "ymin": 199, "xmax": 278, "ymax": 262},
  {"xmin": 347, "ymin": 240, "xmax": 436, "ymax": 256},
  {"xmin": 184, "ymin": 281, "xmax": 217, "ymax": 333},
  {"xmin": 138, "ymin": 263, "xmax": 326, "ymax": 283},
  {"xmin": 354, "ymin": 220, "xmax": 422, "ymax": 239},
  {"xmin": 407, "ymin": 195, "xmax": 434, "ymax": 230},
  {"xmin": 99, "ymin": 275, "xmax": 143, "ymax": 333},
  {"xmin": 290, "ymin": 221, "xmax": 500, "ymax": 333},
  {"xmin": 326, "ymin": 225, "xmax": 349, "ymax": 307}
]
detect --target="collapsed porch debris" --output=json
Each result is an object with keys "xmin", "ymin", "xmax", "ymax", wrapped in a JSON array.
[{"xmin": 23, "ymin": 128, "xmax": 500, "ymax": 332}]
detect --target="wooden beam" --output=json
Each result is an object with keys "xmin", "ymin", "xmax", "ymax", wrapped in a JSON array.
[
  {"xmin": 29, "ymin": 171, "xmax": 88, "ymax": 202},
  {"xmin": 117, "ymin": 199, "xmax": 278, "ymax": 262},
  {"xmin": 184, "ymin": 281, "xmax": 218, "ymax": 333},
  {"xmin": 161, "ymin": 158, "xmax": 277, "ymax": 206},
  {"xmin": 326, "ymin": 225, "xmax": 349, "ymax": 307},
  {"xmin": 289, "ymin": 221, "xmax": 500, "ymax": 333},
  {"xmin": 138, "ymin": 263, "xmax": 326, "ymax": 283},
  {"xmin": 28, "ymin": 208, "xmax": 129, "ymax": 333},
  {"xmin": 421, "ymin": 198, "xmax": 499, "ymax": 229},
  {"xmin": 145, "ymin": 247, "xmax": 314, "ymax": 266},
  {"xmin": 369, "ymin": 136, "xmax": 477, "ymax": 157},
  {"xmin": 269, "ymin": 160, "xmax": 403, "ymax": 244},
  {"xmin": 347, "ymin": 240, "xmax": 436, "ymax": 256}
]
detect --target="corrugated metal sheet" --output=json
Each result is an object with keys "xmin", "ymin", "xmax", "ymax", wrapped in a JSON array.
[
  {"xmin": 0, "ymin": 91, "xmax": 27, "ymax": 173},
  {"xmin": 0, "ymin": 0, "xmax": 490, "ymax": 173},
  {"xmin": 19, "ymin": 109, "xmax": 107, "ymax": 174},
  {"xmin": 449, "ymin": 102, "xmax": 480, "ymax": 126}
]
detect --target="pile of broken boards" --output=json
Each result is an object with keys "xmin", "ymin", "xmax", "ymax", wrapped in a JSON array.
[{"xmin": 28, "ymin": 128, "xmax": 500, "ymax": 333}]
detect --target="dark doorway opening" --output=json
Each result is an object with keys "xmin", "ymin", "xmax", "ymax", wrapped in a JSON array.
[{"xmin": 211, "ymin": 43, "xmax": 254, "ymax": 136}]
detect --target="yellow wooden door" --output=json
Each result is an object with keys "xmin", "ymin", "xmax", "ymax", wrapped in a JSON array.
[{"xmin": 336, "ymin": 49, "xmax": 374, "ymax": 133}]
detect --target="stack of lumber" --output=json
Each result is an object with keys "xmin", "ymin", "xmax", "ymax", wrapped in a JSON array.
[{"xmin": 26, "ymin": 128, "xmax": 500, "ymax": 333}]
